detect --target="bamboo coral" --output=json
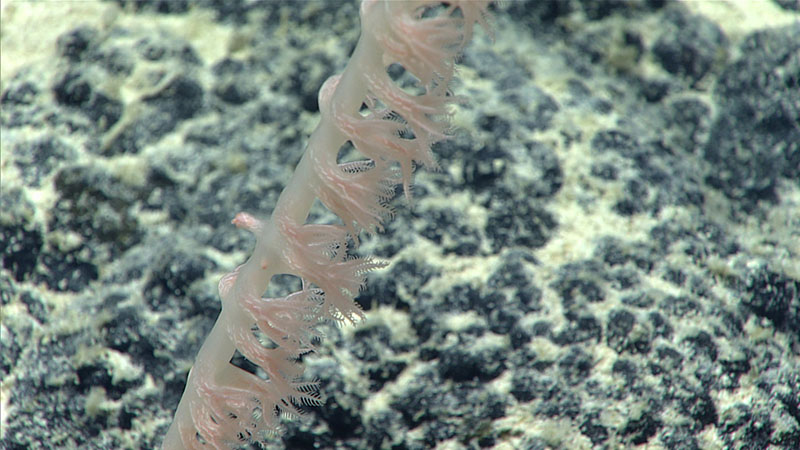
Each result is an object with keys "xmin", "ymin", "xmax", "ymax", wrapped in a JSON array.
[{"xmin": 162, "ymin": 1, "xmax": 491, "ymax": 448}]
